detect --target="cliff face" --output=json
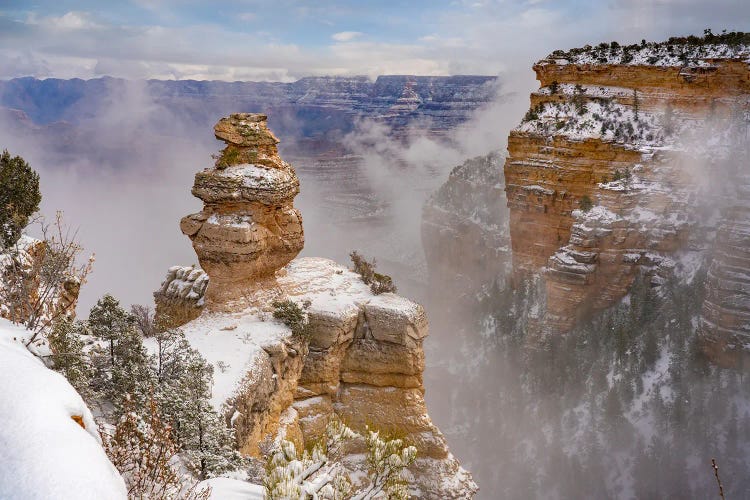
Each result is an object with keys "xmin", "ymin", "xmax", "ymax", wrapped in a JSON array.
[
  {"xmin": 422, "ymin": 152, "xmax": 510, "ymax": 299},
  {"xmin": 699, "ymin": 169, "xmax": 750, "ymax": 366},
  {"xmin": 159, "ymin": 114, "xmax": 477, "ymax": 497},
  {"xmin": 504, "ymin": 39, "xmax": 750, "ymax": 352}
]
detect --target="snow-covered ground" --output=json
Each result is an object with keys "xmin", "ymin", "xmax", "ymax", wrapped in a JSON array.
[
  {"xmin": 197, "ymin": 477, "xmax": 264, "ymax": 499},
  {"xmin": 545, "ymin": 41, "xmax": 750, "ymax": 67},
  {"xmin": 0, "ymin": 318, "xmax": 126, "ymax": 500}
]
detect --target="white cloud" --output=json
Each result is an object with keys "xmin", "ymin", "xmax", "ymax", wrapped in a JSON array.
[
  {"xmin": 331, "ymin": 31, "xmax": 363, "ymax": 42},
  {"xmin": 2, "ymin": 1, "xmax": 750, "ymax": 81}
]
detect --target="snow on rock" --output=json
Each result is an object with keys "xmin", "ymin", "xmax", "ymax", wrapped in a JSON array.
[
  {"xmin": 0, "ymin": 318, "xmax": 126, "ymax": 500},
  {"xmin": 177, "ymin": 310, "xmax": 290, "ymax": 408}
]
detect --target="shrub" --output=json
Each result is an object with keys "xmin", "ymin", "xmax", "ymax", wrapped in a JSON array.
[
  {"xmin": 579, "ymin": 195, "xmax": 594, "ymax": 212},
  {"xmin": 213, "ymin": 147, "xmax": 241, "ymax": 168},
  {"xmin": 272, "ymin": 299, "xmax": 309, "ymax": 339},
  {"xmin": 350, "ymin": 251, "xmax": 397, "ymax": 295}
]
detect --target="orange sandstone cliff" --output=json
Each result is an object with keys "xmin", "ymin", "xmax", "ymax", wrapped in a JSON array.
[{"xmin": 504, "ymin": 36, "xmax": 750, "ymax": 360}]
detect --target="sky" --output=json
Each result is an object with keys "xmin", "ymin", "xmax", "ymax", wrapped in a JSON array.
[{"xmin": 1, "ymin": 0, "xmax": 749, "ymax": 81}]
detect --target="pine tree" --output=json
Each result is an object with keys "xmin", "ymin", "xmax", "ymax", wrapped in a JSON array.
[
  {"xmin": 89, "ymin": 294, "xmax": 134, "ymax": 368},
  {"xmin": 47, "ymin": 317, "xmax": 91, "ymax": 396},
  {"xmin": 0, "ymin": 149, "xmax": 41, "ymax": 248},
  {"xmin": 159, "ymin": 347, "xmax": 240, "ymax": 478},
  {"xmin": 88, "ymin": 294, "xmax": 153, "ymax": 414}
]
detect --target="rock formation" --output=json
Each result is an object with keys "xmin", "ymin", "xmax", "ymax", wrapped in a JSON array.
[
  {"xmin": 504, "ymin": 36, "xmax": 750, "ymax": 355},
  {"xmin": 180, "ymin": 113, "xmax": 304, "ymax": 305},
  {"xmin": 163, "ymin": 114, "xmax": 477, "ymax": 497},
  {"xmin": 699, "ymin": 164, "xmax": 750, "ymax": 366},
  {"xmin": 422, "ymin": 152, "xmax": 511, "ymax": 300}
]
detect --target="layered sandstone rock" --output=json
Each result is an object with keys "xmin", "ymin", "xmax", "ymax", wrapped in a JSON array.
[
  {"xmin": 699, "ymin": 171, "xmax": 750, "ymax": 366},
  {"xmin": 153, "ymin": 265, "xmax": 207, "ymax": 327},
  {"xmin": 180, "ymin": 113, "xmax": 304, "ymax": 305},
  {"xmin": 163, "ymin": 258, "xmax": 477, "ymax": 497},
  {"xmin": 506, "ymin": 38, "xmax": 750, "ymax": 340},
  {"xmin": 168, "ymin": 113, "xmax": 476, "ymax": 496},
  {"xmin": 422, "ymin": 153, "xmax": 511, "ymax": 300}
]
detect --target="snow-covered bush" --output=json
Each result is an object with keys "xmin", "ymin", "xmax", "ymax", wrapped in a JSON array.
[
  {"xmin": 518, "ymin": 94, "xmax": 665, "ymax": 146},
  {"xmin": 264, "ymin": 418, "xmax": 417, "ymax": 499},
  {"xmin": 102, "ymin": 399, "xmax": 210, "ymax": 500},
  {"xmin": 272, "ymin": 299, "xmax": 310, "ymax": 339}
]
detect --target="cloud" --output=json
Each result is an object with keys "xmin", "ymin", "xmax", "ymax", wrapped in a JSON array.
[
  {"xmin": 1, "ymin": 2, "xmax": 749, "ymax": 82},
  {"xmin": 331, "ymin": 31, "xmax": 363, "ymax": 42}
]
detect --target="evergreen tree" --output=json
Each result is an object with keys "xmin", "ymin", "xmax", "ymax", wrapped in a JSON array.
[
  {"xmin": 89, "ymin": 294, "xmax": 134, "ymax": 367},
  {"xmin": 0, "ymin": 149, "xmax": 41, "ymax": 248},
  {"xmin": 47, "ymin": 317, "xmax": 91, "ymax": 396},
  {"xmin": 88, "ymin": 294, "xmax": 153, "ymax": 413},
  {"xmin": 158, "ymin": 347, "xmax": 240, "ymax": 478}
]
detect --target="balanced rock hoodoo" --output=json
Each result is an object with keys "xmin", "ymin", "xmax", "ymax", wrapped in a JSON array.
[{"xmin": 180, "ymin": 113, "xmax": 304, "ymax": 305}]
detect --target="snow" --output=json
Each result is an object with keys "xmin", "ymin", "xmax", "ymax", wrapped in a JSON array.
[
  {"xmin": 0, "ymin": 318, "xmax": 127, "ymax": 500},
  {"xmin": 217, "ymin": 164, "xmax": 294, "ymax": 189},
  {"xmin": 154, "ymin": 311, "xmax": 290, "ymax": 408},
  {"xmin": 197, "ymin": 477, "xmax": 264, "ymax": 499},
  {"xmin": 544, "ymin": 42, "xmax": 750, "ymax": 67},
  {"xmin": 574, "ymin": 205, "xmax": 621, "ymax": 225},
  {"xmin": 206, "ymin": 214, "xmax": 254, "ymax": 229},
  {"xmin": 517, "ymin": 94, "xmax": 665, "ymax": 147}
]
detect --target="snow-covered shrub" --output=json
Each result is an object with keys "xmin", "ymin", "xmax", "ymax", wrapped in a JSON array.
[
  {"xmin": 272, "ymin": 299, "xmax": 310, "ymax": 339},
  {"xmin": 102, "ymin": 399, "xmax": 210, "ymax": 500},
  {"xmin": 264, "ymin": 418, "xmax": 417, "ymax": 499},
  {"xmin": 0, "ymin": 212, "xmax": 93, "ymax": 343},
  {"xmin": 518, "ymin": 94, "xmax": 666, "ymax": 146}
]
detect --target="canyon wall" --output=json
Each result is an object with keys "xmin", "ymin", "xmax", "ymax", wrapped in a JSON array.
[
  {"xmin": 504, "ymin": 40, "xmax": 749, "ymax": 355},
  {"xmin": 158, "ymin": 113, "xmax": 477, "ymax": 497},
  {"xmin": 422, "ymin": 152, "xmax": 510, "ymax": 300}
]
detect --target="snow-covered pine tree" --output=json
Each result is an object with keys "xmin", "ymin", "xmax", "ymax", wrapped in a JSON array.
[
  {"xmin": 161, "ymin": 346, "xmax": 241, "ymax": 478},
  {"xmin": 47, "ymin": 317, "xmax": 91, "ymax": 395},
  {"xmin": 88, "ymin": 294, "xmax": 154, "ymax": 414}
]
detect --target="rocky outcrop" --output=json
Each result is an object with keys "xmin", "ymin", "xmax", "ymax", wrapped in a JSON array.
[
  {"xmin": 168, "ymin": 114, "xmax": 477, "ymax": 497},
  {"xmin": 180, "ymin": 113, "xmax": 304, "ymax": 305},
  {"xmin": 153, "ymin": 265, "xmax": 207, "ymax": 327},
  {"xmin": 505, "ymin": 36, "xmax": 750, "ymax": 342},
  {"xmin": 422, "ymin": 152, "xmax": 510, "ymax": 299}
]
